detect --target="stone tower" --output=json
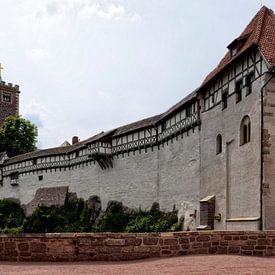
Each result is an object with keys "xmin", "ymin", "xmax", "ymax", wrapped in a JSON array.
[{"xmin": 0, "ymin": 81, "xmax": 20, "ymax": 126}]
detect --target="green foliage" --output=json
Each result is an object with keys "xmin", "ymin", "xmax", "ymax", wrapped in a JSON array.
[
  {"xmin": 23, "ymin": 198, "xmax": 92, "ymax": 233},
  {"xmin": 0, "ymin": 226, "xmax": 23, "ymax": 234},
  {"xmin": 0, "ymin": 198, "xmax": 180, "ymax": 233},
  {"xmin": 0, "ymin": 115, "xmax": 37, "ymax": 157},
  {"xmin": 0, "ymin": 199, "xmax": 26, "ymax": 229},
  {"xmin": 92, "ymin": 201, "xmax": 130, "ymax": 233},
  {"xmin": 125, "ymin": 211, "xmax": 179, "ymax": 233}
]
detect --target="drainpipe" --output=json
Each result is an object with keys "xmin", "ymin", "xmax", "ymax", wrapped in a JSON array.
[{"xmin": 260, "ymin": 67, "xmax": 275, "ymax": 230}]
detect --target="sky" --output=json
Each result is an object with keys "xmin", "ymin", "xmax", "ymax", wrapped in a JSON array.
[{"xmin": 0, "ymin": 0, "xmax": 274, "ymax": 148}]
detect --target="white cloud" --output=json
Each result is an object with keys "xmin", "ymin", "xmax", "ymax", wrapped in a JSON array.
[
  {"xmin": 25, "ymin": 48, "xmax": 49, "ymax": 61},
  {"xmin": 79, "ymin": 3, "xmax": 127, "ymax": 20},
  {"xmin": 38, "ymin": 1, "xmax": 141, "ymax": 22}
]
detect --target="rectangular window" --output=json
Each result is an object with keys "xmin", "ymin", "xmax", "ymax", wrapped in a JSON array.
[
  {"xmin": 2, "ymin": 92, "xmax": 11, "ymax": 103},
  {"xmin": 161, "ymin": 121, "xmax": 167, "ymax": 132},
  {"xmin": 231, "ymin": 48, "xmax": 237, "ymax": 57},
  {"xmin": 38, "ymin": 175, "xmax": 43, "ymax": 181},
  {"xmin": 245, "ymin": 72, "xmax": 254, "ymax": 96},
  {"xmin": 10, "ymin": 173, "xmax": 18, "ymax": 180},
  {"xmin": 235, "ymin": 80, "xmax": 243, "ymax": 103},
  {"xmin": 186, "ymin": 105, "xmax": 192, "ymax": 117},
  {"xmin": 222, "ymin": 89, "xmax": 228, "ymax": 109}
]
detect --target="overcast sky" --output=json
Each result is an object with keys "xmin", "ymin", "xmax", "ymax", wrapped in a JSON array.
[{"xmin": 0, "ymin": 0, "xmax": 274, "ymax": 148}]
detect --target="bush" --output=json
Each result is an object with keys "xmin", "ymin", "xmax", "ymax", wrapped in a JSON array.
[
  {"xmin": 0, "ymin": 198, "xmax": 181, "ymax": 233},
  {"xmin": 23, "ymin": 198, "xmax": 92, "ymax": 233},
  {"xmin": 125, "ymin": 211, "xmax": 179, "ymax": 233},
  {"xmin": 92, "ymin": 201, "xmax": 130, "ymax": 232},
  {"xmin": 0, "ymin": 226, "xmax": 23, "ymax": 234},
  {"xmin": 0, "ymin": 200, "xmax": 25, "ymax": 229}
]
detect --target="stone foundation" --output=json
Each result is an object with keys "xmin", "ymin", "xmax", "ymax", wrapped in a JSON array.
[{"xmin": 1, "ymin": 231, "xmax": 275, "ymax": 261}]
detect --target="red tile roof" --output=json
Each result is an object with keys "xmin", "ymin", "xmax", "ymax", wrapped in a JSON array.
[{"xmin": 202, "ymin": 6, "xmax": 275, "ymax": 87}]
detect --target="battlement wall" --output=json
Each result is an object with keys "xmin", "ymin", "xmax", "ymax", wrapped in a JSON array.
[{"xmin": 0, "ymin": 81, "xmax": 20, "ymax": 92}]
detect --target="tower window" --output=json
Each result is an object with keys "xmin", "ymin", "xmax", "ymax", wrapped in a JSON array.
[
  {"xmin": 216, "ymin": 134, "xmax": 222, "ymax": 154},
  {"xmin": 38, "ymin": 175, "xmax": 43, "ymax": 181},
  {"xmin": 240, "ymin": 116, "xmax": 251, "ymax": 145},
  {"xmin": 2, "ymin": 92, "xmax": 11, "ymax": 103},
  {"xmin": 235, "ymin": 80, "xmax": 243, "ymax": 103}
]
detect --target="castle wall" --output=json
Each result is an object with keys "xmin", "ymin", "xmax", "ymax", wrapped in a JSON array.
[
  {"xmin": 200, "ymin": 73, "xmax": 262, "ymax": 230},
  {"xmin": 0, "ymin": 49, "xmax": 270, "ymax": 231},
  {"xmin": 0, "ymin": 129, "xmax": 200, "ymax": 230},
  {"xmin": 199, "ymin": 51, "xmax": 266, "ymax": 230},
  {"xmin": 262, "ymin": 74, "xmax": 275, "ymax": 229}
]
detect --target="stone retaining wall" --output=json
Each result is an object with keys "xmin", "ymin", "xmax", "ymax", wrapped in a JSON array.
[{"xmin": 1, "ymin": 231, "xmax": 275, "ymax": 261}]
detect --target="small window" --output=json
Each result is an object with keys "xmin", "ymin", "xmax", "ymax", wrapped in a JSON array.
[
  {"xmin": 10, "ymin": 172, "xmax": 18, "ymax": 180},
  {"xmin": 211, "ymin": 94, "xmax": 215, "ymax": 104},
  {"xmin": 222, "ymin": 89, "xmax": 228, "ymax": 109},
  {"xmin": 186, "ymin": 105, "xmax": 192, "ymax": 117},
  {"xmin": 235, "ymin": 80, "xmax": 243, "ymax": 103},
  {"xmin": 231, "ymin": 48, "xmax": 237, "ymax": 57},
  {"xmin": 75, "ymin": 151, "xmax": 79, "ymax": 158},
  {"xmin": 216, "ymin": 134, "xmax": 222, "ymax": 154},
  {"xmin": 38, "ymin": 175, "xmax": 43, "ymax": 181},
  {"xmin": 245, "ymin": 72, "xmax": 254, "ymax": 96},
  {"xmin": 2, "ymin": 92, "xmax": 11, "ymax": 103},
  {"xmin": 32, "ymin": 158, "xmax": 37, "ymax": 165},
  {"xmin": 240, "ymin": 116, "xmax": 251, "ymax": 145},
  {"xmin": 161, "ymin": 121, "xmax": 167, "ymax": 132}
]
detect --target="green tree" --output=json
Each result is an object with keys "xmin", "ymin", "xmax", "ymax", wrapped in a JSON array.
[{"xmin": 0, "ymin": 115, "xmax": 37, "ymax": 157}]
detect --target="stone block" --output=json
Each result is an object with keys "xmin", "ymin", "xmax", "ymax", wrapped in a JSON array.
[
  {"xmin": 30, "ymin": 242, "xmax": 46, "ymax": 253},
  {"xmin": 104, "ymin": 239, "xmax": 125, "ymax": 246},
  {"xmin": 18, "ymin": 243, "xmax": 29, "ymax": 252},
  {"xmin": 197, "ymin": 235, "xmax": 210, "ymax": 242},
  {"xmin": 143, "ymin": 237, "xmax": 159, "ymax": 245},
  {"xmin": 163, "ymin": 238, "xmax": 178, "ymax": 246},
  {"xmin": 125, "ymin": 238, "xmax": 142, "ymax": 246},
  {"xmin": 228, "ymin": 246, "xmax": 240, "ymax": 254}
]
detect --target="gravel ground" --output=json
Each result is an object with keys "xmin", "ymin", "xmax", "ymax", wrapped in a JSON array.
[{"xmin": 1, "ymin": 255, "xmax": 275, "ymax": 275}]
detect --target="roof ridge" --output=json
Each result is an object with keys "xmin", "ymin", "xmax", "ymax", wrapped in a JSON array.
[{"xmin": 254, "ymin": 6, "xmax": 269, "ymax": 44}]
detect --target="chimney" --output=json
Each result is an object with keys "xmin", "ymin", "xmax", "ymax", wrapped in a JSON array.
[{"xmin": 72, "ymin": 136, "xmax": 79, "ymax": 145}]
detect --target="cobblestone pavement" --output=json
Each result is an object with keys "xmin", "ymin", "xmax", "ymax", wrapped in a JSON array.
[{"xmin": 1, "ymin": 255, "xmax": 275, "ymax": 275}]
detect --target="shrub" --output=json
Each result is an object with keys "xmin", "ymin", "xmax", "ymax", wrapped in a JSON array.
[
  {"xmin": 92, "ymin": 201, "xmax": 130, "ymax": 232},
  {"xmin": 23, "ymin": 198, "xmax": 92, "ymax": 233},
  {"xmin": 0, "ymin": 199, "xmax": 25, "ymax": 229}
]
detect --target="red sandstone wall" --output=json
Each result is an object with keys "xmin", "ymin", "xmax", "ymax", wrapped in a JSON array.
[{"xmin": 1, "ymin": 231, "xmax": 275, "ymax": 261}]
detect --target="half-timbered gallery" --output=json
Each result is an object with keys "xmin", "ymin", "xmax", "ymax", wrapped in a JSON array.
[{"xmin": 1, "ymin": 6, "xmax": 275, "ymax": 230}]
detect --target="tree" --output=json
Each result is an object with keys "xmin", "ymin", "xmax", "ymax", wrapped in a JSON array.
[{"xmin": 0, "ymin": 115, "xmax": 38, "ymax": 157}]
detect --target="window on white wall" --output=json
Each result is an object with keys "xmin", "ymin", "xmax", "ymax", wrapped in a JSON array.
[
  {"xmin": 216, "ymin": 134, "xmax": 222, "ymax": 154},
  {"xmin": 240, "ymin": 116, "xmax": 251, "ymax": 145}
]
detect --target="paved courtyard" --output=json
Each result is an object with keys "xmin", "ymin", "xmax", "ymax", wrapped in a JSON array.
[{"xmin": 1, "ymin": 255, "xmax": 275, "ymax": 275}]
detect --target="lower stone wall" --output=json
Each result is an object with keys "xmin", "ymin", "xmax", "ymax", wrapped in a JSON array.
[{"xmin": 1, "ymin": 231, "xmax": 275, "ymax": 261}]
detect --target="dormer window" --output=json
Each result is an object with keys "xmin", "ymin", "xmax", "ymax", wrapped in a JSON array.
[
  {"xmin": 231, "ymin": 47, "xmax": 237, "ymax": 57},
  {"xmin": 227, "ymin": 32, "xmax": 251, "ymax": 58}
]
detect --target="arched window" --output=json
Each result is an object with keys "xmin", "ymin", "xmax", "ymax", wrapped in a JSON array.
[
  {"xmin": 216, "ymin": 134, "xmax": 222, "ymax": 154},
  {"xmin": 240, "ymin": 116, "xmax": 251, "ymax": 145}
]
